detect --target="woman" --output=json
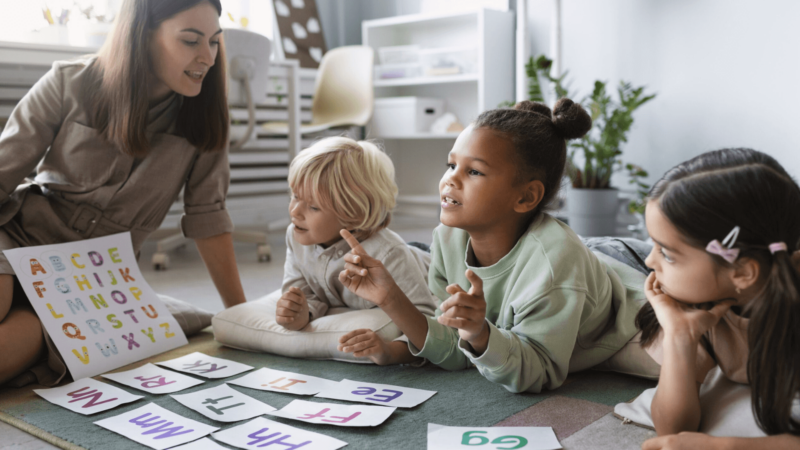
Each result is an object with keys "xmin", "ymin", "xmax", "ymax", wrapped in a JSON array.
[{"xmin": 0, "ymin": 0, "xmax": 246, "ymax": 385}]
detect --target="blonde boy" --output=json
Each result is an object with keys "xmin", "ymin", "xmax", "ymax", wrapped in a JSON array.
[{"xmin": 278, "ymin": 137, "xmax": 436, "ymax": 364}]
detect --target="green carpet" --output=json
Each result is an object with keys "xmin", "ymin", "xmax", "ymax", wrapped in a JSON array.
[{"xmin": 0, "ymin": 330, "xmax": 656, "ymax": 449}]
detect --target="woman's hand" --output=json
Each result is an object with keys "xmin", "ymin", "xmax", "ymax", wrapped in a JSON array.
[
  {"xmin": 437, "ymin": 269, "xmax": 489, "ymax": 354},
  {"xmin": 642, "ymin": 432, "xmax": 720, "ymax": 450},
  {"xmin": 338, "ymin": 229, "xmax": 400, "ymax": 307},
  {"xmin": 338, "ymin": 329, "xmax": 393, "ymax": 365},
  {"xmin": 275, "ymin": 286, "xmax": 310, "ymax": 331},
  {"xmin": 645, "ymin": 272, "xmax": 732, "ymax": 345}
]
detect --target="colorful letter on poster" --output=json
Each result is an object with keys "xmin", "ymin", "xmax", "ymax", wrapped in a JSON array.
[
  {"xmin": 34, "ymin": 378, "xmax": 142, "ymax": 415},
  {"xmin": 314, "ymin": 378, "xmax": 436, "ymax": 408},
  {"xmin": 426, "ymin": 424, "xmax": 562, "ymax": 450},
  {"xmin": 155, "ymin": 352, "xmax": 253, "ymax": 379},
  {"xmin": 2, "ymin": 233, "xmax": 188, "ymax": 380},
  {"xmin": 266, "ymin": 399, "xmax": 395, "ymax": 427},
  {"xmin": 94, "ymin": 403, "xmax": 218, "ymax": 450},
  {"xmin": 228, "ymin": 367, "xmax": 339, "ymax": 396},
  {"xmin": 171, "ymin": 383, "xmax": 276, "ymax": 423},
  {"xmin": 212, "ymin": 417, "xmax": 347, "ymax": 450},
  {"xmin": 102, "ymin": 363, "xmax": 204, "ymax": 394}
]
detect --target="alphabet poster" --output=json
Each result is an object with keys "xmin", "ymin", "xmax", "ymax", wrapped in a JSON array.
[
  {"xmin": 171, "ymin": 384, "xmax": 276, "ymax": 423},
  {"xmin": 212, "ymin": 417, "xmax": 347, "ymax": 450},
  {"xmin": 2, "ymin": 232, "xmax": 188, "ymax": 380},
  {"xmin": 315, "ymin": 379, "xmax": 437, "ymax": 408},
  {"xmin": 427, "ymin": 424, "xmax": 562, "ymax": 450},
  {"xmin": 94, "ymin": 403, "xmax": 218, "ymax": 450},
  {"xmin": 228, "ymin": 367, "xmax": 339, "ymax": 396},
  {"xmin": 266, "ymin": 399, "xmax": 396, "ymax": 427},
  {"xmin": 156, "ymin": 352, "xmax": 254, "ymax": 379},
  {"xmin": 34, "ymin": 378, "xmax": 142, "ymax": 415},
  {"xmin": 102, "ymin": 363, "xmax": 205, "ymax": 394}
]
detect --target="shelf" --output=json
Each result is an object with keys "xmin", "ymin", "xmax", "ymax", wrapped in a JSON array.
[
  {"xmin": 375, "ymin": 133, "xmax": 461, "ymax": 140},
  {"xmin": 362, "ymin": 10, "xmax": 478, "ymax": 29},
  {"xmin": 373, "ymin": 73, "xmax": 478, "ymax": 87}
]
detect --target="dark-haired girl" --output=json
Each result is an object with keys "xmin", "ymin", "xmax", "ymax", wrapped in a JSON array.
[
  {"xmin": 635, "ymin": 149, "xmax": 800, "ymax": 449},
  {"xmin": 336, "ymin": 100, "xmax": 648, "ymax": 393},
  {"xmin": 0, "ymin": 0, "xmax": 246, "ymax": 386}
]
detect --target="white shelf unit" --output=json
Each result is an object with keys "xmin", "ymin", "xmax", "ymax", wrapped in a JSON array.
[{"xmin": 361, "ymin": 9, "xmax": 515, "ymax": 215}]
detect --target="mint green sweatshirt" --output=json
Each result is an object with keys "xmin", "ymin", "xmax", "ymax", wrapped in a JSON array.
[{"xmin": 408, "ymin": 213, "xmax": 646, "ymax": 393}]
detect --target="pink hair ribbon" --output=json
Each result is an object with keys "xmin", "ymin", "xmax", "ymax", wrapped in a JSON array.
[
  {"xmin": 705, "ymin": 226, "xmax": 741, "ymax": 263},
  {"xmin": 769, "ymin": 242, "xmax": 788, "ymax": 254}
]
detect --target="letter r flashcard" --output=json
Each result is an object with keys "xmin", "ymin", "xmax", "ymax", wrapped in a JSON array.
[{"xmin": 101, "ymin": 363, "xmax": 204, "ymax": 394}]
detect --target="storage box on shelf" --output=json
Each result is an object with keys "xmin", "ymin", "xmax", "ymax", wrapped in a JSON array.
[
  {"xmin": 371, "ymin": 97, "xmax": 445, "ymax": 137},
  {"xmin": 362, "ymin": 9, "xmax": 514, "ymax": 216}
]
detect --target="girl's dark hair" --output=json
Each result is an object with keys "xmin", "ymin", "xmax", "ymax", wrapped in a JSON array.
[
  {"xmin": 85, "ymin": 0, "xmax": 228, "ymax": 156},
  {"xmin": 474, "ymin": 99, "xmax": 591, "ymax": 220},
  {"xmin": 635, "ymin": 148, "xmax": 800, "ymax": 435}
]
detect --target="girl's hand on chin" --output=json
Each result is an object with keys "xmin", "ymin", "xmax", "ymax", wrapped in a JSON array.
[
  {"xmin": 645, "ymin": 272, "xmax": 733, "ymax": 345},
  {"xmin": 338, "ymin": 229, "xmax": 398, "ymax": 306}
]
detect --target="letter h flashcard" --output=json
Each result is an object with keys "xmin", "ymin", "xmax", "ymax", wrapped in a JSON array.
[{"xmin": 212, "ymin": 417, "xmax": 347, "ymax": 450}]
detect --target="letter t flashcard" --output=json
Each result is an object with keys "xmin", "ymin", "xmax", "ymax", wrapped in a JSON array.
[{"xmin": 171, "ymin": 383, "xmax": 276, "ymax": 423}]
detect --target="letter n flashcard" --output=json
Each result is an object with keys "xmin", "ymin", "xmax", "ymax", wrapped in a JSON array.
[
  {"xmin": 212, "ymin": 417, "xmax": 347, "ymax": 450},
  {"xmin": 426, "ymin": 423, "xmax": 562, "ymax": 450},
  {"xmin": 102, "ymin": 363, "xmax": 204, "ymax": 394},
  {"xmin": 156, "ymin": 352, "xmax": 254, "ymax": 379},
  {"xmin": 34, "ymin": 378, "xmax": 142, "ymax": 415},
  {"xmin": 171, "ymin": 383, "xmax": 276, "ymax": 423},
  {"xmin": 228, "ymin": 367, "xmax": 339, "ymax": 396},
  {"xmin": 94, "ymin": 403, "xmax": 218, "ymax": 450},
  {"xmin": 315, "ymin": 378, "xmax": 436, "ymax": 408}
]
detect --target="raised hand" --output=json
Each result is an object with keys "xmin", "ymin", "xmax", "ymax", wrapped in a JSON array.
[
  {"xmin": 337, "ymin": 329, "xmax": 393, "ymax": 365},
  {"xmin": 645, "ymin": 272, "xmax": 733, "ymax": 345},
  {"xmin": 276, "ymin": 286, "xmax": 310, "ymax": 331},
  {"xmin": 338, "ymin": 229, "xmax": 400, "ymax": 306},
  {"xmin": 437, "ymin": 269, "xmax": 489, "ymax": 353}
]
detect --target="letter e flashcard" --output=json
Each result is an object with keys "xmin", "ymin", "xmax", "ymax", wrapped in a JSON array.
[
  {"xmin": 228, "ymin": 367, "xmax": 339, "ymax": 396},
  {"xmin": 156, "ymin": 352, "xmax": 254, "ymax": 379},
  {"xmin": 94, "ymin": 403, "xmax": 218, "ymax": 450},
  {"xmin": 171, "ymin": 383, "xmax": 276, "ymax": 422},
  {"xmin": 102, "ymin": 363, "xmax": 204, "ymax": 394},
  {"xmin": 212, "ymin": 417, "xmax": 347, "ymax": 450},
  {"xmin": 427, "ymin": 423, "xmax": 562, "ymax": 450},
  {"xmin": 315, "ymin": 378, "xmax": 436, "ymax": 408},
  {"xmin": 34, "ymin": 378, "xmax": 142, "ymax": 415}
]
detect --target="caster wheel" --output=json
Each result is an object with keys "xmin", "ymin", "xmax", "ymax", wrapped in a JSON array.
[
  {"xmin": 152, "ymin": 253, "xmax": 169, "ymax": 270},
  {"xmin": 257, "ymin": 244, "xmax": 272, "ymax": 262}
]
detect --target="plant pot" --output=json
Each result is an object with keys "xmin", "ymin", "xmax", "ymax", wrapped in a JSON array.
[{"xmin": 566, "ymin": 188, "xmax": 626, "ymax": 237}]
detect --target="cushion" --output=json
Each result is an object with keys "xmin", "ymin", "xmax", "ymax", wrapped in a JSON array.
[
  {"xmin": 158, "ymin": 294, "xmax": 214, "ymax": 337},
  {"xmin": 592, "ymin": 331, "xmax": 661, "ymax": 380},
  {"xmin": 212, "ymin": 290, "xmax": 401, "ymax": 363},
  {"xmin": 613, "ymin": 366, "xmax": 767, "ymax": 437}
]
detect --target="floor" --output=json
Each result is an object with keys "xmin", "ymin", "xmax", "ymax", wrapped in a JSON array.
[{"xmin": 0, "ymin": 218, "xmax": 439, "ymax": 449}]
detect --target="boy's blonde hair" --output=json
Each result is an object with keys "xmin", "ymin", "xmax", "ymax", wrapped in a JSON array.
[{"xmin": 288, "ymin": 136, "xmax": 398, "ymax": 240}]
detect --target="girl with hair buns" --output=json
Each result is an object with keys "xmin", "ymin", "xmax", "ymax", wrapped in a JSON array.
[
  {"xmin": 337, "ymin": 99, "xmax": 648, "ymax": 393},
  {"xmin": 633, "ymin": 149, "xmax": 800, "ymax": 449}
]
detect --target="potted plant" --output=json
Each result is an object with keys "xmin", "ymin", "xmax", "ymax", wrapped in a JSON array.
[{"xmin": 524, "ymin": 56, "xmax": 655, "ymax": 236}]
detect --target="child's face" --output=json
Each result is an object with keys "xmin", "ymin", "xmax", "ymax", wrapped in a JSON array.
[
  {"xmin": 644, "ymin": 200, "xmax": 737, "ymax": 304},
  {"xmin": 289, "ymin": 192, "xmax": 344, "ymax": 247},
  {"xmin": 439, "ymin": 126, "xmax": 525, "ymax": 232}
]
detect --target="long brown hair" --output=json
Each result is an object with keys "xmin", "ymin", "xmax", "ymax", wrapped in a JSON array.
[
  {"xmin": 86, "ymin": 0, "xmax": 228, "ymax": 156},
  {"xmin": 635, "ymin": 148, "xmax": 800, "ymax": 435}
]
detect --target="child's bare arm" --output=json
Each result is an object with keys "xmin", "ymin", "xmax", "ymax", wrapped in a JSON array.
[
  {"xmin": 643, "ymin": 433, "xmax": 800, "ymax": 450},
  {"xmin": 338, "ymin": 329, "xmax": 420, "ymax": 365}
]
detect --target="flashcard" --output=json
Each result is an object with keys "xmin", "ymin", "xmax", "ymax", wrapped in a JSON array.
[
  {"xmin": 228, "ymin": 367, "xmax": 339, "ymax": 396},
  {"xmin": 169, "ymin": 438, "xmax": 229, "ymax": 450},
  {"xmin": 266, "ymin": 399, "xmax": 395, "ymax": 427},
  {"xmin": 156, "ymin": 352, "xmax": 254, "ymax": 379},
  {"xmin": 102, "ymin": 363, "xmax": 204, "ymax": 394},
  {"xmin": 427, "ymin": 423, "xmax": 562, "ymax": 450},
  {"xmin": 213, "ymin": 416, "xmax": 347, "ymax": 450},
  {"xmin": 34, "ymin": 378, "xmax": 142, "ymax": 415},
  {"xmin": 314, "ymin": 378, "xmax": 436, "ymax": 408},
  {"xmin": 2, "ymin": 233, "xmax": 188, "ymax": 380},
  {"xmin": 171, "ymin": 383, "xmax": 276, "ymax": 423},
  {"xmin": 94, "ymin": 403, "xmax": 219, "ymax": 450}
]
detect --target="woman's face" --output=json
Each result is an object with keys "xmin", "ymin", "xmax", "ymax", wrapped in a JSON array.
[{"xmin": 149, "ymin": 1, "xmax": 221, "ymax": 100}]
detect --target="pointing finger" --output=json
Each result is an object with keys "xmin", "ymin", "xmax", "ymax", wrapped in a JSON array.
[
  {"xmin": 465, "ymin": 269, "xmax": 483, "ymax": 297},
  {"xmin": 340, "ymin": 229, "xmax": 366, "ymax": 255}
]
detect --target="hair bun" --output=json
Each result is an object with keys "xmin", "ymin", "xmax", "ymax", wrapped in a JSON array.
[
  {"xmin": 514, "ymin": 100, "xmax": 552, "ymax": 118},
  {"xmin": 551, "ymin": 98, "xmax": 592, "ymax": 140}
]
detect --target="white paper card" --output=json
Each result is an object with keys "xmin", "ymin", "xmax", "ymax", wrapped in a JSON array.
[
  {"xmin": 314, "ymin": 378, "xmax": 436, "ymax": 408},
  {"xmin": 102, "ymin": 363, "xmax": 204, "ymax": 394},
  {"xmin": 156, "ymin": 352, "xmax": 254, "ymax": 379},
  {"xmin": 170, "ymin": 437, "xmax": 230, "ymax": 450},
  {"xmin": 213, "ymin": 417, "xmax": 347, "ymax": 450},
  {"xmin": 34, "ymin": 378, "xmax": 142, "ymax": 415},
  {"xmin": 266, "ymin": 399, "xmax": 395, "ymax": 427},
  {"xmin": 2, "ymin": 233, "xmax": 188, "ymax": 380},
  {"xmin": 171, "ymin": 383, "xmax": 276, "ymax": 422},
  {"xmin": 94, "ymin": 403, "xmax": 219, "ymax": 450},
  {"xmin": 427, "ymin": 423, "xmax": 562, "ymax": 450},
  {"xmin": 228, "ymin": 367, "xmax": 339, "ymax": 396}
]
